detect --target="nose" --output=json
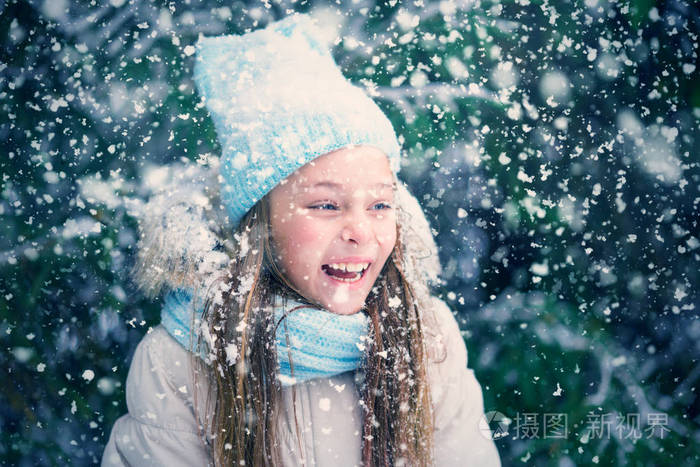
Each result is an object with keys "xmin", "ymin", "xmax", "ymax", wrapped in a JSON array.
[{"xmin": 340, "ymin": 210, "xmax": 372, "ymax": 245}]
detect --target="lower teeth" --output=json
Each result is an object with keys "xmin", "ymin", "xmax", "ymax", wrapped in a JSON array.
[
  {"xmin": 336, "ymin": 274, "xmax": 361, "ymax": 282},
  {"xmin": 325, "ymin": 269, "xmax": 363, "ymax": 282}
]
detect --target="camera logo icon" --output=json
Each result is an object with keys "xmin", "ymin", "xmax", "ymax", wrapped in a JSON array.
[{"xmin": 479, "ymin": 410, "xmax": 511, "ymax": 440}]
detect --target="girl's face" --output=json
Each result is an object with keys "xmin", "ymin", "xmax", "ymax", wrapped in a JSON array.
[{"xmin": 268, "ymin": 146, "xmax": 397, "ymax": 315}]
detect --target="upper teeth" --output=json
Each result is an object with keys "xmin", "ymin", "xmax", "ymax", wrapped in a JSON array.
[{"xmin": 328, "ymin": 262, "xmax": 369, "ymax": 273}]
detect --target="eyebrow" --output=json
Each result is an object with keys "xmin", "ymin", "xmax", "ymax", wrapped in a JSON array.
[{"xmin": 305, "ymin": 181, "xmax": 395, "ymax": 190}]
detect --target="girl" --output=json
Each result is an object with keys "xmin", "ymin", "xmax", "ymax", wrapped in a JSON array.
[{"xmin": 103, "ymin": 14, "xmax": 500, "ymax": 467}]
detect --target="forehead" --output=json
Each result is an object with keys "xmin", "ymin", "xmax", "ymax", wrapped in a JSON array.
[{"xmin": 288, "ymin": 145, "xmax": 394, "ymax": 186}]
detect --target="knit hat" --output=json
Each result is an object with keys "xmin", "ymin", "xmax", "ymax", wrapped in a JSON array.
[{"xmin": 194, "ymin": 13, "xmax": 402, "ymax": 225}]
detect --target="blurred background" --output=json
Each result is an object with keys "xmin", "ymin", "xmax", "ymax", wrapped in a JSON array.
[{"xmin": 1, "ymin": 0, "xmax": 698, "ymax": 465}]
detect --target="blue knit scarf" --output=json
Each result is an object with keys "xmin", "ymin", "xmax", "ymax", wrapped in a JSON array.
[{"xmin": 161, "ymin": 289, "xmax": 369, "ymax": 386}]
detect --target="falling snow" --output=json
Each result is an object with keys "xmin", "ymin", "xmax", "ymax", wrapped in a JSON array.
[{"xmin": 1, "ymin": 0, "xmax": 697, "ymax": 465}]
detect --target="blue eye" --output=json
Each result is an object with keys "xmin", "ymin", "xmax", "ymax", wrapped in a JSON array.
[
  {"xmin": 309, "ymin": 202, "xmax": 338, "ymax": 210},
  {"xmin": 372, "ymin": 202, "xmax": 392, "ymax": 210}
]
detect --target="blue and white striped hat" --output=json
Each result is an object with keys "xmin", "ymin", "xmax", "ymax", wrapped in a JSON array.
[{"xmin": 193, "ymin": 13, "xmax": 402, "ymax": 225}]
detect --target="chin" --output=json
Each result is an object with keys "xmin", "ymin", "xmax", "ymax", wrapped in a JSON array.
[
  {"xmin": 314, "ymin": 275, "xmax": 374, "ymax": 315},
  {"xmin": 330, "ymin": 305, "xmax": 364, "ymax": 315},
  {"xmin": 322, "ymin": 296, "xmax": 369, "ymax": 315}
]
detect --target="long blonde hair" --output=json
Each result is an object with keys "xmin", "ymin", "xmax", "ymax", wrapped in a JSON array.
[{"xmin": 193, "ymin": 194, "xmax": 435, "ymax": 466}]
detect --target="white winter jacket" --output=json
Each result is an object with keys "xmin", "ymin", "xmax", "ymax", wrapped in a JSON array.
[
  {"xmin": 102, "ymin": 296, "xmax": 500, "ymax": 466},
  {"xmin": 102, "ymin": 162, "xmax": 501, "ymax": 466}
]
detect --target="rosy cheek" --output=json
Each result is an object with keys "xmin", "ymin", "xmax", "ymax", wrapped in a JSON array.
[
  {"xmin": 377, "ymin": 233, "xmax": 393, "ymax": 245},
  {"xmin": 281, "ymin": 219, "xmax": 328, "ymax": 267},
  {"xmin": 375, "ymin": 220, "xmax": 397, "ymax": 245},
  {"xmin": 293, "ymin": 219, "xmax": 327, "ymax": 244}
]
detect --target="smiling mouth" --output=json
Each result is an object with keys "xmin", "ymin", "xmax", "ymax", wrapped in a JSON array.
[{"xmin": 321, "ymin": 263, "xmax": 371, "ymax": 283}]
